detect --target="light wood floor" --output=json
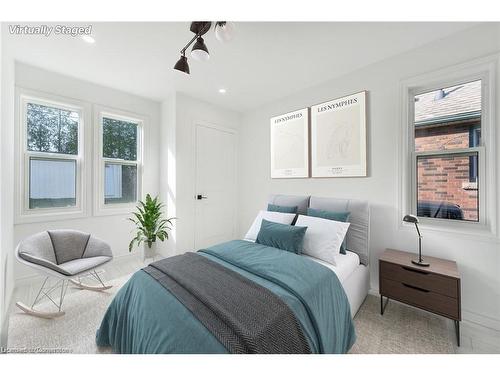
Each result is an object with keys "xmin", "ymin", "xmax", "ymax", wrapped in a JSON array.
[{"xmin": 5, "ymin": 254, "xmax": 500, "ymax": 354}]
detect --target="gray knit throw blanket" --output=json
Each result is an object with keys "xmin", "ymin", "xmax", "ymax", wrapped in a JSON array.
[{"xmin": 143, "ymin": 252, "xmax": 311, "ymax": 354}]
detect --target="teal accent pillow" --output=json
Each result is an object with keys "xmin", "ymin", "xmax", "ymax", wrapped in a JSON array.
[
  {"xmin": 267, "ymin": 203, "xmax": 298, "ymax": 214},
  {"xmin": 256, "ymin": 219, "xmax": 307, "ymax": 254},
  {"xmin": 307, "ymin": 208, "xmax": 350, "ymax": 254}
]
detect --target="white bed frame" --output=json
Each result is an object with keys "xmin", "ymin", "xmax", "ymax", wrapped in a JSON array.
[{"xmin": 343, "ymin": 264, "xmax": 370, "ymax": 317}]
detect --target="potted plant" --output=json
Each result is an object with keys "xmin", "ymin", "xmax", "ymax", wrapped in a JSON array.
[{"xmin": 128, "ymin": 194, "xmax": 174, "ymax": 260}]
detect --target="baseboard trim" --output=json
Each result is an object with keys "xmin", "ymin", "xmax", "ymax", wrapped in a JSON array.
[
  {"xmin": 462, "ymin": 309, "xmax": 500, "ymax": 332},
  {"xmin": 368, "ymin": 287, "xmax": 500, "ymax": 332}
]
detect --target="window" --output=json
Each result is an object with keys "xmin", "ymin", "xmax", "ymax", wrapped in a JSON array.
[
  {"xmin": 411, "ymin": 79, "xmax": 484, "ymax": 223},
  {"xmin": 18, "ymin": 93, "xmax": 84, "ymax": 220},
  {"xmin": 95, "ymin": 109, "xmax": 142, "ymax": 215},
  {"xmin": 29, "ymin": 158, "xmax": 76, "ymax": 209}
]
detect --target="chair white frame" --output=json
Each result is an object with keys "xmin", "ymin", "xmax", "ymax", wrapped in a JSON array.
[{"xmin": 15, "ymin": 244, "xmax": 112, "ymax": 319}]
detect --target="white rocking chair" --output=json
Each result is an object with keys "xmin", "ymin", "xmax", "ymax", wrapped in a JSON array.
[{"xmin": 15, "ymin": 230, "xmax": 113, "ymax": 319}]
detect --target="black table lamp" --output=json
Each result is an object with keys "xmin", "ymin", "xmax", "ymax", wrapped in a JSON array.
[{"xmin": 403, "ymin": 214, "xmax": 430, "ymax": 267}]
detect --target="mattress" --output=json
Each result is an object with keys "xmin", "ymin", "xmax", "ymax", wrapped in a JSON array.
[{"xmin": 303, "ymin": 251, "xmax": 360, "ymax": 283}]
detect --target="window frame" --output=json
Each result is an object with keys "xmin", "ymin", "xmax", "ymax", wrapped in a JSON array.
[
  {"xmin": 400, "ymin": 55, "xmax": 498, "ymax": 237},
  {"xmin": 93, "ymin": 106, "xmax": 144, "ymax": 216},
  {"xmin": 16, "ymin": 89, "xmax": 88, "ymax": 223}
]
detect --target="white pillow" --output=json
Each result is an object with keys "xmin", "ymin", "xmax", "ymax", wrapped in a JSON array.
[
  {"xmin": 244, "ymin": 210, "xmax": 296, "ymax": 242},
  {"xmin": 294, "ymin": 215, "xmax": 350, "ymax": 265}
]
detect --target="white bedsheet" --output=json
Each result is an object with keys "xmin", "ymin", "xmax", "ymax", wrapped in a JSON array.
[{"xmin": 303, "ymin": 251, "xmax": 360, "ymax": 283}]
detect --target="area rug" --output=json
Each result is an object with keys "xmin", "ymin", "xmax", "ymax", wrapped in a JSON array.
[
  {"xmin": 350, "ymin": 294, "xmax": 454, "ymax": 354},
  {"xmin": 7, "ymin": 275, "xmax": 132, "ymax": 354},
  {"xmin": 7, "ymin": 275, "xmax": 454, "ymax": 354}
]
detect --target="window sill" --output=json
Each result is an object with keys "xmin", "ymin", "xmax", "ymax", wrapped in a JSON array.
[
  {"xmin": 15, "ymin": 209, "xmax": 87, "ymax": 225},
  {"xmin": 462, "ymin": 181, "xmax": 478, "ymax": 191},
  {"xmin": 93, "ymin": 203, "xmax": 137, "ymax": 217},
  {"xmin": 399, "ymin": 219, "xmax": 498, "ymax": 242}
]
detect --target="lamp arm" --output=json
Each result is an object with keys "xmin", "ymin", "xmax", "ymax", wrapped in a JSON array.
[{"xmin": 414, "ymin": 222, "xmax": 422, "ymax": 238}]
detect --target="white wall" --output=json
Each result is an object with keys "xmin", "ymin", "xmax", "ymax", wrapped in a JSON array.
[
  {"xmin": 160, "ymin": 93, "xmax": 241, "ymax": 255},
  {"xmin": 13, "ymin": 63, "xmax": 161, "ymax": 281},
  {"xmin": 238, "ymin": 23, "xmax": 500, "ymax": 330},
  {"xmin": 159, "ymin": 94, "xmax": 176, "ymax": 255},
  {"xmin": 0, "ymin": 24, "xmax": 15, "ymax": 344},
  {"xmin": 0, "ymin": 22, "xmax": 4, "ymax": 341}
]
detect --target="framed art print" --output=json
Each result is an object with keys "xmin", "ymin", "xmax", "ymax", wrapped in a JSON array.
[
  {"xmin": 270, "ymin": 108, "xmax": 309, "ymax": 178},
  {"xmin": 310, "ymin": 91, "xmax": 367, "ymax": 177}
]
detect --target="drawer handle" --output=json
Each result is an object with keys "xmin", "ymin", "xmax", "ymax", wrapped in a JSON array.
[
  {"xmin": 402, "ymin": 282, "xmax": 430, "ymax": 293},
  {"xmin": 402, "ymin": 266, "xmax": 429, "ymax": 275}
]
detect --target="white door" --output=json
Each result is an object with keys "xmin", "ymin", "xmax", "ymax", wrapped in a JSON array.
[{"xmin": 195, "ymin": 124, "xmax": 237, "ymax": 249}]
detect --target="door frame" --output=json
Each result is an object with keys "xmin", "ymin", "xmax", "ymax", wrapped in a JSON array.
[{"xmin": 193, "ymin": 121, "xmax": 238, "ymax": 249}]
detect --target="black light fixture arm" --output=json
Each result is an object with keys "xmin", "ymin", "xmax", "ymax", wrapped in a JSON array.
[{"xmin": 180, "ymin": 33, "xmax": 201, "ymax": 55}]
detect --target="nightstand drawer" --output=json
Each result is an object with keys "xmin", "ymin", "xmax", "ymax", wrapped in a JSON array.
[
  {"xmin": 380, "ymin": 261, "xmax": 458, "ymax": 298},
  {"xmin": 380, "ymin": 278, "xmax": 460, "ymax": 320}
]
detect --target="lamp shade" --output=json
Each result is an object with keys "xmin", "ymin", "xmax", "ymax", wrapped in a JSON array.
[
  {"xmin": 402, "ymin": 214, "xmax": 419, "ymax": 224},
  {"xmin": 215, "ymin": 21, "xmax": 235, "ymax": 43},
  {"xmin": 173, "ymin": 55, "xmax": 190, "ymax": 74},
  {"xmin": 191, "ymin": 37, "xmax": 209, "ymax": 61}
]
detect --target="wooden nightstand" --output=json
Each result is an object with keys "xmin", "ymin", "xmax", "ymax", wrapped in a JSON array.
[{"xmin": 379, "ymin": 248, "xmax": 461, "ymax": 346}]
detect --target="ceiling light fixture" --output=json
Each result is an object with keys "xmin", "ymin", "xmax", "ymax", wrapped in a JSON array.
[
  {"xmin": 191, "ymin": 36, "xmax": 210, "ymax": 61},
  {"xmin": 173, "ymin": 53, "xmax": 190, "ymax": 75},
  {"xmin": 173, "ymin": 21, "xmax": 234, "ymax": 75},
  {"xmin": 81, "ymin": 35, "xmax": 95, "ymax": 44},
  {"xmin": 218, "ymin": 88, "xmax": 227, "ymax": 94},
  {"xmin": 215, "ymin": 22, "xmax": 235, "ymax": 43}
]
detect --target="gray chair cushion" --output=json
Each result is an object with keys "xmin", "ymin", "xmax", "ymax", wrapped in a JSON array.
[
  {"xmin": 17, "ymin": 232, "xmax": 57, "ymax": 265},
  {"xmin": 58, "ymin": 256, "xmax": 112, "ymax": 276},
  {"xmin": 17, "ymin": 230, "xmax": 113, "ymax": 276},
  {"xmin": 48, "ymin": 230, "xmax": 90, "ymax": 264},
  {"xmin": 18, "ymin": 252, "xmax": 68, "ymax": 275},
  {"xmin": 268, "ymin": 194, "xmax": 310, "ymax": 215},
  {"xmin": 82, "ymin": 236, "xmax": 112, "ymax": 259}
]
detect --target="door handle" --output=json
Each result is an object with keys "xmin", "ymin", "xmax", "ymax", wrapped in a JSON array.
[{"xmin": 196, "ymin": 194, "xmax": 208, "ymax": 200}]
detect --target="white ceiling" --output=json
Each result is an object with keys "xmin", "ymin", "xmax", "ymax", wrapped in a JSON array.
[{"xmin": 5, "ymin": 22, "xmax": 478, "ymax": 112}]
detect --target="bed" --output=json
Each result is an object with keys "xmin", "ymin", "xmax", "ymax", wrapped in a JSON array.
[
  {"xmin": 96, "ymin": 195, "xmax": 370, "ymax": 354},
  {"xmin": 267, "ymin": 195, "xmax": 371, "ymax": 318}
]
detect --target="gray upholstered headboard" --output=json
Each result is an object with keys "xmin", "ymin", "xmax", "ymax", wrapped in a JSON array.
[{"xmin": 267, "ymin": 194, "xmax": 370, "ymax": 265}]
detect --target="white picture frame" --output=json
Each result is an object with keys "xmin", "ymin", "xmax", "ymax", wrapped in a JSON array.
[
  {"xmin": 311, "ymin": 91, "xmax": 367, "ymax": 177},
  {"xmin": 270, "ymin": 108, "xmax": 309, "ymax": 178}
]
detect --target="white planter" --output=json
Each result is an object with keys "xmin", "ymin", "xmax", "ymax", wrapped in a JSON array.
[{"xmin": 142, "ymin": 241, "xmax": 158, "ymax": 261}]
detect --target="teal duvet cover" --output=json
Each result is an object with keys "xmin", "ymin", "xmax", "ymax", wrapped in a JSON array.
[{"xmin": 96, "ymin": 240, "xmax": 355, "ymax": 353}]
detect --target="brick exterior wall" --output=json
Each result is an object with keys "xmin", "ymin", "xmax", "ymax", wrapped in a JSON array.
[{"xmin": 415, "ymin": 120, "xmax": 479, "ymax": 221}]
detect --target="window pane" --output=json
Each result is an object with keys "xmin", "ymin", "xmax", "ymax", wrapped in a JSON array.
[
  {"xmin": 417, "ymin": 153, "xmax": 479, "ymax": 222},
  {"xmin": 414, "ymin": 80, "xmax": 481, "ymax": 152},
  {"xmin": 104, "ymin": 163, "xmax": 137, "ymax": 204},
  {"xmin": 29, "ymin": 158, "xmax": 76, "ymax": 209},
  {"xmin": 103, "ymin": 117, "xmax": 138, "ymax": 161},
  {"xmin": 27, "ymin": 102, "xmax": 79, "ymax": 155}
]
